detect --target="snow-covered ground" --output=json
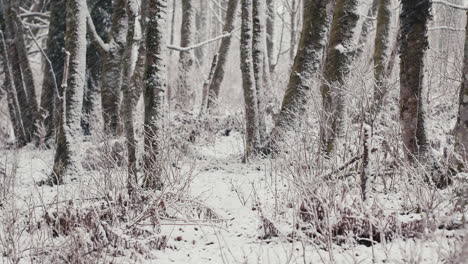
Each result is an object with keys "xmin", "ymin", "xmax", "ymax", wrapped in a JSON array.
[{"xmin": 0, "ymin": 132, "xmax": 466, "ymax": 263}]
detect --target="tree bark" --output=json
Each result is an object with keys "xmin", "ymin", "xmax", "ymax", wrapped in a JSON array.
[
  {"xmin": 143, "ymin": 0, "xmax": 167, "ymax": 190},
  {"xmin": 51, "ymin": 0, "xmax": 87, "ymax": 184},
  {"xmin": 175, "ymin": 0, "xmax": 195, "ymax": 111},
  {"xmin": 356, "ymin": 0, "xmax": 378, "ymax": 58},
  {"xmin": 399, "ymin": 0, "xmax": 431, "ymax": 162},
  {"xmin": 252, "ymin": 0, "xmax": 267, "ymax": 143},
  {"xmin": 2, "ymin": 0, "xmax": 38, "ymax": 143},
  {"xmin": 39, "ymin": 0, "xmax": 66, "ymax": 143},
  {"xmin": 454, "ymin": 10, "xmax": 468, "ymax": 164},
  {"xmin": 265, "ymin": 0, "xmax": 330, "ymax": 153},
  {"xmin": 266, "ymin": 0, "xmax": 275, "ymax": 72},
  {"xmin": 240, "ymin": 0, "xmax": 260, "ymax": 157},
  {"xmin": 99, "ymin": 0, "xmax": 128, "ymax": 136},
  {"xmin": 206, "ymin": 0, "xmax": 239, "ymax": 110},
  {"xmin": 372, "ymin": 0, "xmax": 391, "ymax": 115},
  {"xmin": 195, "ymin": 0, "xmax": 208, "ymax": 65},
  {"xmin": 320, "ymin": 0, "xmax": 359, "ymax": 154}
]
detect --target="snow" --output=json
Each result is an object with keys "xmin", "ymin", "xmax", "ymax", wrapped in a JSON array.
[{"xmin": 0, "ymin": 130, "xmax": 465, "ymax": 263}]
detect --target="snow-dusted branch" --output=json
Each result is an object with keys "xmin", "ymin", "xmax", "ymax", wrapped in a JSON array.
[
  {"xmin": 18, "ymin": 12, "xmax": 50, "ymax": 19},
  {"xmin": 167, "ymin": 28, "xmax": 240, "ymax": 52},
  {"xmin": 86, "ymin": 11, "xmax": 109, "ymax": 54},
  {"xmin": 429, "ymin": 26, "xmax": 465, "ymax": 32},
  {"xmin": 432, "ymin": 0, "xmax": 468, "ymax": 10}
]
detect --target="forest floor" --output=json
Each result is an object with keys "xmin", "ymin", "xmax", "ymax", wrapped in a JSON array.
[{"xmin": 0, "ymin": 131, "xmax": 466, "ymax": 263}]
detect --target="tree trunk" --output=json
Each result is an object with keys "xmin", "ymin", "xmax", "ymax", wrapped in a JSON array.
[
  {"xmin": 39, "ymin": 0, "xmax": 66, "ymax": 143},
  {"xmin": 399, "ymin": 0, "xmax": 430, "ymax": 162},
  {"xmin": 195, "ymin": 0, "xmax": 208, "ymax": 65},
  {"xmin": 320, "ymin": 0, "xmax": 359, "ymax": 154},
  {"xmin": 252, "ymin": 0, "xmax": 267, "ymax": 143},
  {"xmin": 356, "ymin": 0, "xmax": 378, "ymax": 58},
  {"xmin": 143, "ymin": 0, "xmax": 167, "ymax": 190},
  {"xmin": 372, "ymin": 0, "xmax": 391, "ymax": 115},
  {"xmin": 289, "ymin": 0, "xmax": 298, "ymax": 61},
  {"xmin": 100, "ymin": 0, "xmax": 128, "ymax": 136},
  {"xmin": 454, "ymin": 10, "xmax": 468, "ymax": 164},
  {"xmin": 265, "ymin": 0, "xmax": 329, "ymax": 153},
  {"xmin": 206, "ymin": 0, "xmax": 239, "ymax": 110},
  {"xmin": 175, "ymin": 0, "xmax": 195, "ymax": 111},
  {"xmin": 266, "ymin": 0, "xmax": 275, "ymax": 72},
  {"xmin": 51, "ymin": 0, "xmax": 87, "ymax": 184},
  {"xmin": 2, "ymin": 0, "xmax": 38, "ymax": 143},
  {"xmin": 240, "ymin": 0, "xmax": 260, "ymax": 157},
  {"xmin": 82, "ymin": 0, "xmax": 112, "ymax": 136}
]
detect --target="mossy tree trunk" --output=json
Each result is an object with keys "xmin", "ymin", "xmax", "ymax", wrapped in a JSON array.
[
  {"xmin": 252, "ymin": 0, "xmax": 267, "ymax": 143},
  {"xmin": 320, "ymin": 0, "xmax": 359, "ymax": 154},
  {"xmin": 240, "ymin": 0, "xmax": 260, "ymax": 157},
  {"xmin": 175, "ymin": 0, "xmax": 195, "ymax": 111},
  {"xmin": 51, "ymin": 0, "xmax": 87, "ymax": 184},
  {"xmin": 39, "ymin": 0, "xmax": 66, "ymax": 143},
  {"xmin": 206, "ymin": 0, "xmax": 239, "ymax": 110},
  {"xmin": 399, "ymin": 0, "xmax": 431, "ymax": 162},
  {"xmin": 143, "ymin": 0, "xmax": 167, "ymax": 190},
  {"xmin": 265, "ymin": 0, "xmax": 330, "ymax": 153}
]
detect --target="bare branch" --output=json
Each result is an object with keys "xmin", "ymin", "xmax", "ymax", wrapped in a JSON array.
[
  {"xmin": 167, "ymin": 28, "xmax": 240, "ymax": 52},
  {"xmin": 19, "ymin": 12, "xmax": 50, "ymax": 19},
  {"xmin": 86, "ymin": 11, "xmax": 109, "ymax": 54},
  {"xmin": 429, "ymin": 26, "xmax": 465, "ymax": 32},
  {"xmin": 432, "ymin": 0, "xmax": 468, "ymax": 10}
]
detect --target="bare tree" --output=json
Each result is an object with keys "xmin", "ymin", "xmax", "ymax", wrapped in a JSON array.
[
  {"xmin": 175, "ymin": 0, "xmax": 195, "ymax": 111},
  {"xmin": 320, "ymin": 0, "xmax": 359, "ymax": 154},
  {"xmin": 240, "ymin": 0, "xmax": 260, "ymax": 157},
  {"xmin": 51, "ymin": 0, "xmax": 87, "ymax": 184},
  {"xmin": 38, "ymin": 0, "xmax": 66, "ymax": 143},
  {"xmin": 454, "ymin": 10, "xmax": 468, "ymax": 165},
  {"xmin": 399, "ymin": 0, "xmax": 431, "ymax": 161},
  {"xmin": 252, "ymin": 0, "xmax": 267, "ymax": 142},
  {"xmin": 87, "ymin": 0, "xmax": 128, "ymax": 136},
  {"xmin": 206, "ymin": 0, "xmax": 239, "ymax": 110},
  {"xmin": 266, "ymin": 0, "xmax": 275, "ymax": 72},
  {"xmin": 143, "ymin": 0, "xmax": 167, "ymax": 190},
  {"xmin": 265, "ymin": 0, "xmax": 330, "ymax": 153},
  {"xmin": 372, "ymin": 0, "xmax": 391, "ymax": 115}
]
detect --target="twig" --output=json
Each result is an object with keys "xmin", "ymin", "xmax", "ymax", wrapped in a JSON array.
[{"xmin": 167, "ymin": 28, "xmax": 240, "ymax": 52}]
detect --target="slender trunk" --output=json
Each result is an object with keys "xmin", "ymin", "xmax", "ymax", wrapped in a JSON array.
[
  {"xmin": 320, "ymin": 0, "xmax": 359, "ymax": 154},
  {"xmin": 195, "ymin": 0, "xmax": 208, "ymax": 65},
  {"xmin": 289, "ymin": 0, "xmax": 297, "ymax": 60},
  {"xmin": 39, "ymin": 0, "xmax": 66, "ymax": 143},
  {"xmin": 265, "ymin": 0, "xmax": 330, "ymax": 153},
  {"xmin": 206, "ymin": 0, "xmax": 239, "ymax": 109},
  {"xmin": 240, "ymin": 0, "xmax": 260, "ymax": 157},
  {"xmin": 143, "ymin": 0, "xmax": 167, "ymax": 190},
  {"xmin": 454, "ymin": 10, "xmax": 468, "ymax": 165},
  {"xmin": 252, "ymin": 0, "xmax": 267, "ymax": 143},
  {"xmin": 51, "ymin": 0, "xmax": 87, "ymax": 184},
  {"xmin": 175, "ymin": 0, "xmax": 195, "ymax": 111},
  {"xmin": 266, "ymin": 0, "xmax": 275, "ymax": 72},
  {"xmin": 399, "ymin": 0, "xmax": 430, "ymax": 161},
  {"xmin": 372, "ymin": 0, "xmax": 391, "ymax": 116}
]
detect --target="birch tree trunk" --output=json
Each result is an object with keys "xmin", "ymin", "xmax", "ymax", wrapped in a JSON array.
[
  {"xmin": 143, "ymin": 0, "xmax": 167, "ymax": 190},
  {"xmin": 240, "ymin": 0, "xmax": 260, "ymax": 157},
  {"xmin": 454, "ymin": 10, "xmax": 468, "ymax": 164},
  {"xmin": 175, "ymin": 0, "xmax": 195, "ymax": 111},
  {"xmin": 252, "ymin": 0, "xmax": 267, "ymax": 143},
  {"xmin": 206, "ymin": 0, "xmax": 239, "ymax": 110},
  {"xmin": 320, "ymin": 0, "xmax": 359, "ymax": 154},
  {"xmin": 39, "ymin": 0, "xmax": 66, "ymax": 143},
  {"xmin": 399, "ymin": 0, "xmax": 430, "ymax": 162},
  {"xmin": 51, "ymin": 0, "xmax": 87, "ymax": 184},
  {"xmin": 265, "ymin": 0, "xmax": 329, "ymax": 153}
]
